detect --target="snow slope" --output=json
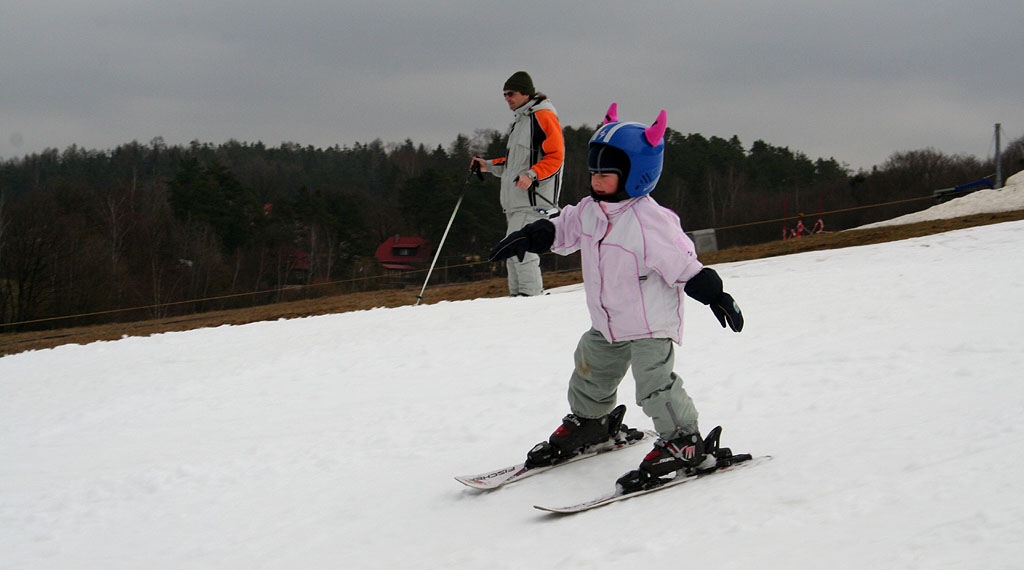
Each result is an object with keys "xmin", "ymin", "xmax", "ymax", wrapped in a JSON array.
[
  {"xmin": 3, "ymin": 172, "xmax": 1024, "ymax": 570},
  {"xmin": 857, "ymin": 170, "xmax": 1024, "ymax": 228}
]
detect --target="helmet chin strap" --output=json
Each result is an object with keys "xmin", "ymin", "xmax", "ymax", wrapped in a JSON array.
[{"xmin": 590, "ymin": 187, "xmax": 631, "ymax": 203}]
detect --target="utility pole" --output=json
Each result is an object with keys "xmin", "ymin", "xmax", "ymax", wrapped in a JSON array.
[{"xmin": 994, "ymin": 123, "xmax": 1003, "ymax": 189}]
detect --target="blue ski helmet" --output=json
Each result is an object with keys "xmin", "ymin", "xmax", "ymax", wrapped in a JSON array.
[{"xmin": 588, "ymin": 103, "xmax": 667, "ymax": 198}]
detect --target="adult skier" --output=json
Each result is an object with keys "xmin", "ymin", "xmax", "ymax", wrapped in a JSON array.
[{"xmin": 472, "ymin": 71, "xmax": 564, "ymax": 296}]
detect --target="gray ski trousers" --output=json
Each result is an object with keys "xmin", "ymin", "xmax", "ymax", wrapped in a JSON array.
[
  {"xmin": 567, "ymin": 328, "xmax": 699, "ymax": 439},
  {"xmin": 504, "ymin": 210, "xmax": 544, "ymax": 296}
]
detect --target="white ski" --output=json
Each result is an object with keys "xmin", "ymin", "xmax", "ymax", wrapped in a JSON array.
[
  {"xmin": 535, "ymin": 455, "xmax": 772, "ymax": 513},
  {"xmin": 455, "ymin": 430, "xmax": 656, "ymax": 490}
]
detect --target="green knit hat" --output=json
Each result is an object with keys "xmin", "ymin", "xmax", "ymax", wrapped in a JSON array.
[{"xmin": 503, "ymin": 71, "xmax": 535, "ymax": 96}]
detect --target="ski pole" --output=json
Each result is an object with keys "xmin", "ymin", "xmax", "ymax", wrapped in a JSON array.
[{"xmin": 415, "ymin": 164, "xmax": 483, "ymax": 306}]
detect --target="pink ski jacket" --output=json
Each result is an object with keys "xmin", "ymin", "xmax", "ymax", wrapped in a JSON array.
[{"xmin": 550, "ymin": 195, "xmax": 704, "ymax": 344}]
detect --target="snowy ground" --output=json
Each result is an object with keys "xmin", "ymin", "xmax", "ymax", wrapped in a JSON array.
[{"xmin": 3, "ymin": 171, "xmax": 1024, "ymax": 570}]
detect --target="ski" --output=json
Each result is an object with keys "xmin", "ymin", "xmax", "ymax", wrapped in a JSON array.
[
  {"xmin": 534, "ymin": 453, "xmax": 771, "ymax": 514},
  {"xmin": 455, "ymin": 429, "xmax": 656, "ymax": 490}
]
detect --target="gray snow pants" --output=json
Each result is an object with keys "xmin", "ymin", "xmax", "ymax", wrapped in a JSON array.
[
  {"xmin": 567, "ymin": 328, "xmax": 699, "ymax": 439},
  {"xmin": 504, "ymin": 210, "xmax": 544, "ymax": 296}
]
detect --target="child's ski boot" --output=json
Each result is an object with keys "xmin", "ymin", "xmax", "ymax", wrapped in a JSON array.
[{"xmin": 525, "ymin": 404, "xmax": 638, "ymax": 468}]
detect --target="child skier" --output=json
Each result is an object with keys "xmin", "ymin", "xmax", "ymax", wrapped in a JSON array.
[{"xmin": 488, "ymin": 103, "xmax": 744, "ymax": 492}]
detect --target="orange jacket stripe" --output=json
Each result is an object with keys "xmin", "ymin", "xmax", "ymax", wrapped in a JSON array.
[{"xmin": 531, "ymin": 108, "xmax": 564, "ymax": 180}]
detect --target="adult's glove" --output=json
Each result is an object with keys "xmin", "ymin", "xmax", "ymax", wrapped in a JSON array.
[
  {"xmin": 488, "ymin": 219, "xmax": 555, "ymax": 262},
  {"xmin": 470, "ymin": 159, "xmax": 485, "ymax": 181},
  {"xmin": 683, "ymin": 267, "xmax": 744, "ymax": 333}
]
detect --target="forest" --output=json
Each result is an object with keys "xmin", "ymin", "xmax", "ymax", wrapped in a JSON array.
[{"xmin": 2, "ymin": 124, "xmax": 1021, "ymax": 331}]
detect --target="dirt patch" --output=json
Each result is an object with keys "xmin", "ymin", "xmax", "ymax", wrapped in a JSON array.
[{"xmin": 3, "ymin": 210, "xmax": 1023, "ymax": 357}]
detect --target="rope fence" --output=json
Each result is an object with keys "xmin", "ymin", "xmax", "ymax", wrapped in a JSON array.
[{"xmin": 0, "ymin": 193, "xmax": 939, "ymax": 330}]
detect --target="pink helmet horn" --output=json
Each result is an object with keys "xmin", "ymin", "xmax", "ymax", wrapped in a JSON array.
[
  {"xmin": 601, "ymin": 102, "xmax": 619, "ymax": 126},
  {"xmin": 644, "ymin": 109, "xmax": 667, "ymax": 146}
]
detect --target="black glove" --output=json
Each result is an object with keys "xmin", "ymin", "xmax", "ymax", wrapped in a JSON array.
[
  {"xmin": 709, "ymin": 293, "xmax": 743, "ymax": 332},
  {"xmin": 489, "ymin": 231, "xmax": 529, "ymax": 262},
  {"xmin": 683, "ymin": 267, "xmax": 744, "ymax": 333},
  {"xmin": 488, "ymin": 219, "xmax": 555, "ymax": 262}
]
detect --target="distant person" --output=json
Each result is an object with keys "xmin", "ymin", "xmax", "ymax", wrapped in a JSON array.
[
  {"xmin": 488, "ymin": 104, "xmax": 744, "ymax": 493},
  {"xmin": 471, "ymin": 71, "xmax": 564, "ymax": 296},
  {"xmin": 794, "ymin": 214, "xmax": 807, "ymax": 238}
]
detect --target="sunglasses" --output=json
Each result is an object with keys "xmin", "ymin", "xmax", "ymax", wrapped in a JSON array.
[{"xmin": 503, "ymin": 91, "xmax": 517, "ymax": 98}]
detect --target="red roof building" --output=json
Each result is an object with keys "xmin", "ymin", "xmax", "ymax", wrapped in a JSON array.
[{"xmin": 374, "ymin": 236, "xmax": 432, "ymax": 270}]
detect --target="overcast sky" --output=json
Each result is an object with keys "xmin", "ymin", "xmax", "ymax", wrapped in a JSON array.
[{"xmin": 2, "ymin": 0, "xmax": 1021, "ymax": 171}]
